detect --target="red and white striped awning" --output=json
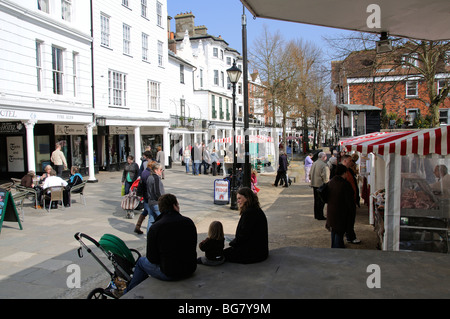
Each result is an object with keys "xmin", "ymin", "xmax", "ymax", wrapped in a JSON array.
[
  {"xmin": 213, "ymin": 135, "xmax": 274, "ymax": 144},
  {"xmin": 340, "ymin": 126, "xmax": 449, "ymax": 156}
]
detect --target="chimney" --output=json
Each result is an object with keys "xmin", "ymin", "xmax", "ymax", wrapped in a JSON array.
[
  {"xmin": 194, "ymin": 25, "xmax": 207, "ymax": 36},
  {"xmin": 174, "ymin": 12, "xmax": 195, "ymax": 39}
]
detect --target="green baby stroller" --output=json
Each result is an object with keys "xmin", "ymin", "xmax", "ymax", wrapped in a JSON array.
[{"xmin": 74, "ymin": 232, "xmax": 141, "ymax": 299}]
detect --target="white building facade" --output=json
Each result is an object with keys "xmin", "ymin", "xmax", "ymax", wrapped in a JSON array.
[
  {"xmin": 0, "ymin": 0, "xmax": 95, "ymax": 179},
  {"xmin": 92, "ymin": 0, "xmax": 170, "ymax": 171}
]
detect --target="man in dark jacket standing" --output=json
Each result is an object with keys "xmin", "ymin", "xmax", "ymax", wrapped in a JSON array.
[
  {"xmin": 325, "ymin": 164, "xmax": 355, "ymax": 248},
  {"xmin": 125, "ymin": 194, "xmax": 197, "ymax": 293}
]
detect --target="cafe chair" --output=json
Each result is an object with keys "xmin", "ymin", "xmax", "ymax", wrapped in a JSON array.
[{"xmin": 43, "ymin": 186, "xmax": 65, "ymax": 212}]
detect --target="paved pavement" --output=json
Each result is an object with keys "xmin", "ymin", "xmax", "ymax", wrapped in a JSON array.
[{"xmin": 0, "ymin": 161, "xmax": 449, "ymax": 299}]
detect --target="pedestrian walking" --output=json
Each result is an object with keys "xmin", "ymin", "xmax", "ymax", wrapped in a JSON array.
[
  {"xmin": 309, "ymin": 152, "xmax": 330, "ymax": 220},
  {"xmin": 156, "ymin": 146, "xmax": 165, "ymax": 179},
  {"xmin": 122, "ymin": 155, "xmax": 139, "ymax": 195},
  {"xmin": 273, "ymin": 151, "xmax": 289, "ymax": 187},
  {"xmin": 341, "ymin": 154, "xmax": 361, "ymax": 244},
  {"xmin": 51, "ymin": 142, "xmax": 67, "ymax": 177},
  {"xmin": 210, "ymin": 148, "xmax": 219, "ymax": 176},
  {"xmin": 183, "ymin": 145, "xmax": 191, "ymax": 174},
  {"xmin": 304, "ymin": 153, "xmax": 313, "ymax": 183},
  {"xmin": 145, "ymin": 162, "xmax": 165, "ymax": 233}
]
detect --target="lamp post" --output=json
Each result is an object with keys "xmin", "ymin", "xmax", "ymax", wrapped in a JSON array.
[{"xmin": 227, "ymin": 61, "xmax": 242, "ymax": 210}]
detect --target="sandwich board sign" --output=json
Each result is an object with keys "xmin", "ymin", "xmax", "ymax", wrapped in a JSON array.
[
  {"xmin": 214, "ymin": 179, "xmax": 229, "ymax": 205},
  {"xmin": 0, "ymin": 188, "xmax": 23, "ymax": 233}
]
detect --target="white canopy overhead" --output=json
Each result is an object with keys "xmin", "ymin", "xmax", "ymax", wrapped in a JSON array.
[{"xmin": 241, "ymin": 0, "xmax": 450, "ymax": 41}]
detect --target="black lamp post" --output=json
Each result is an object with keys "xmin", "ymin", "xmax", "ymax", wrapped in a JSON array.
[{"xmin": 227, "ymin": 61, "xmax": 242, "ymax": 210}]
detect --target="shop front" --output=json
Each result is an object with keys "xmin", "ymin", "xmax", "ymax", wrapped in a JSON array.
[{"xmin": 0, "ymin": 122, "xmax": 26, "ymax": 179}]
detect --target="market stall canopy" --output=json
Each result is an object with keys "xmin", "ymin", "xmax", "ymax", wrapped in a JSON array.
[
  {"xmin": 241, "ymin": 0, "xmax": 450, "ymax": 41},
  {"xmin": 213, "ymin": 135, "xmax": 274, "ymax": 144},
  {"xmin": 340, "ymin": 126, "xmax": 449, "ymax": 156}
]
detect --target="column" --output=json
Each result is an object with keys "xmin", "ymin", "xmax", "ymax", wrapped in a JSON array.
[
  {"xmin": 134, "ymin": 126, "xmax": 142, "ymax": 164},
  {"xmin": 163, "ymin": 126, "xmax": 169, "ymax": 167},
  {"xmin": 24, "ymin": 120, "xmax": 36, "ymax": 172},
  {"xmin": 86, "ymin": 123, "xmax": 97, "ymax": 182}
]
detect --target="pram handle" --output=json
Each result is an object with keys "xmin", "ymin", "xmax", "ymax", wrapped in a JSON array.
[{"xmin": 74, "ymin": 232, "xmax": 100, "ymax": 247}]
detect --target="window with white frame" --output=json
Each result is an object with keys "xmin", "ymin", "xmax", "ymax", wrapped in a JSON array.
[
  {"xmin": 38, "ymin": 0, "xmax": 49, "ymax": 13},
  {"xmin": 61, "ymin": 0, "xmax": 72, "ymax": 22},
  {"xmin": 220, "ymin": 71, "xmax": 224, "ymax": 87},
  {"xmin": 36, "ymin": 40, "xmax": 43, "ymax": 92},
  {"xmin": 402, "ymin": 53, "xmax": 419, "ymax": 68},
  {"xmin": 199, "ymin": 69, "xmax": 204, "ymax": 88},
  {"xmin": 157, "ymin": 41, "xmax": 164, "ymax": 66},
  {"xmin": 406, "ymin": 80, "xmax": 418, "ymax": 97},
  {"xmin": 440, "ymin": 109, "xmax": 449, "ymax": 124},
  {"xmin": 156, "ymin": 2, "xmax": 163, "ymax": 27},
  {"xmin": 147, "ymin": 80, "xmax": 161, "ymax": 111},
  {"xmin": 438, "ymin": 80, "xmax": 449, "ymax": 95},
  {"xmin": 122, "ymin": 0, "xmax": 129, "ymax": 8},
  {"xmin": 72, "ymin": 52, "xmax": 78, "ymax": 97},
  {"xmin": 141, "ymin": 0, "xmax": 148, "ymax": 18},
  {"xmin": 100, "ymin": 13, "xmax": 110, "ymax": 47},
  {"xmin": 180, "ymin": 64, "xmax": 185, "ymax": 84},
  {"xmin": 142, "ymin": 33, "xmax": 149, "ymax": 61},
  {"xmin": 108, "ymin": 70, "xmax": 127, "ymax": 107},
  {"xmin": 226, "ymin": 57, "xmax": 232, "ymax": 66},
  {"xmin": 214, "ymin": 70, "xmax": 219, "ymax": 85},
  {"xmin": 407, "ymin": 109, "xmax": 418, "ymax": 125},
  {"xmin": 123, "ymin": 24, "xmax": 131, "ymax": 55},
  {"xmin": 52, "ymin": 46, "xmax": 64, "ymax": 95},
  {"xmin": 213, "ymin": 48, "xmax": 218, "ymax": 58}
]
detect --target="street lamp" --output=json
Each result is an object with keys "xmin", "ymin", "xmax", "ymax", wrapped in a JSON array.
[{"xmin": 227, "ymin": 61, "xmax": 242, "ymax": 210}]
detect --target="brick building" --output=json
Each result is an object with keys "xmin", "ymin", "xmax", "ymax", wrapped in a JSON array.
[{"xmin": 332, "ymin": 47, "xmax": 450, "ymax": 131}]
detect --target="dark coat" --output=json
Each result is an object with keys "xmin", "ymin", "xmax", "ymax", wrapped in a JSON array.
[
  {"xmin": 224, "ymin": 206, "xmax": 269, "ymax": 264},
  {"xmin": 278, "ymin": 154, "xmax": 288, "ymax": 172},
  {"xmin": 147, "ymin": 210, "xmax": 197, "ymax": 279},
  {"xmin": 199, "ymin": 237, "xmax": 225, "ymax": 261},
  {"xmin": 326, "ymin": 175, "xmax": 355, "ymax": 234}
]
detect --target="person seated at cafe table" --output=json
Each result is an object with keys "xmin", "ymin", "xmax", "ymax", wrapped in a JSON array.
[
  {"xmin": 40, "ymin": 165, "xmax": 53, "ymax": 183},
  {"xmin": 42, "ymin": 169, "xmax": 68, "ymax": 208},
  {"xmin": 21, "ymin": 170, "xmax": 43, "ymax": 209},
  {"xmin": 65, "ymin": 166, "xmax": 83, "ymax": 207}
]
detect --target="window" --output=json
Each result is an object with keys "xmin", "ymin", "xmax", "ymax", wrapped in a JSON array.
[
  {"xmin": 212, "ymin": 95, "xmax": 216, "ymax": 119},
  {"xmin": 438, "ymin": 80, "xmax": 449, "ymax": 95},
  {"xmin": 199, "ymin": 69, "xmax": 204, "ymax": 88},
  {"xmin": 156, "ymin": 2, "xmax": 163, "ymax": 27},
  {"xmin": 221, "ymin": 71, "xmax": 224, "ymax": 87},
  {"xmin": 440, "ymin": 109, "xmax": 449, "ymax": 124},
  {"xmin": 214, "ymin": 70, "xmax": 219, "ymax": 85},
  {"xmin": 61, "ymin": 0, "xmax": 72, "ymax": 22},
  {"xmin": 123, "ymin": 24, "xmax": 131, "ymax": 55},
  {"xmin": 100, "ymin": 14, "xmax": 110, "ymax": 47},
  {"xmin": 180, "ymin": 99, "xmax": 185, "ymax": 118},
  {"xmin": 36, "ymin": 41, "xmax": 43, "ymax": 92},
  {"xmin": 220, "ymin": 50, "xmax": 224, "ymax": 60},
  {"xmin": 402, "ymin": 53, "xmax": 419, "ymax": 68},
  {"xmin": 147, "ymin": 80, "xmax": 161, "ymax": 111},
  {"xmin": 406, "ymin": 81, "xmax": 418, "ymax": 97},
  {"xmin": 213, "ymin": 48, "xmax": 218, "ymax": 58},
  {"xmin": 180, "ymin": 64, "xmax": 185, "ymax": 84},
  {"xmin": 226, "ymin": 100, "xmax": 230, "ymax": 120},
  {"xmin": 141, "ymin": 0, "xmax": 148, "ymax": 18},
  {"xmin": 108, "ymin": 70, "xmax": 127, "ymax": 107},
  {"xmin": 72, "ymin": 52, "xmax": 78, "ymax": 97},
  {"xmin": 142, "ymin": 33, "xmax": 149, "ymax": 61},
  {"xmin": 157, "ymin": 41, "xmax": 164, "ymax": 66},
  {"xmin": 52, "ymin": 46, "xmax": 64, "ymax": 95},
  {"xmin": 122, "ymin": 0, "xmax": 129, "ymax": 8},
  {"xmin": 226, "ymin": 57, "xmax": 232, "ymax": 66},
  {"xmin": 38, "ymin": 0, "xmax": 49, "ymax": 13},
  {"xmin": 219, "ymin": 97, "xmax": 224, "ymax": 119}
]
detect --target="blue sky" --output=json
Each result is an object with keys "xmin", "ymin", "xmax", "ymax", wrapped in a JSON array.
[{"xmin": 167, "ymin": 0, "xmax": 354, "ymax": 60}]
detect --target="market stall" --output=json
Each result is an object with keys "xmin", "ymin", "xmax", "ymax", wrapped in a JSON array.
[
  {"xmin": 340, "ymin": 126, "xmax": 450, "ymax": 253},
  {"xmin": 213, "ymin": 135, "xmax": 276, "ymax": 176}
]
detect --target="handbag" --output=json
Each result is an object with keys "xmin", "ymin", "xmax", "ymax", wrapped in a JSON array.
[
  {"xmin": 317, "ymin": 182, "xmax": 329, "ymax": 203},
  {"xmin": 121, "ymin": 184, "xmax": 125, "ymax": 196}
]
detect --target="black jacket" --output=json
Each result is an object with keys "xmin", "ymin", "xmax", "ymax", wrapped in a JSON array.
[
  {"xmin": 225, "ymin": 206, "xmax": 269, "ymax": 264},
  {"xmin": 326, "ymin": 175, "xmax": 355, "ymax": 234},
  {"xmin": 147, "ymin": 210, "xmax": 197, "ymax": 279}
]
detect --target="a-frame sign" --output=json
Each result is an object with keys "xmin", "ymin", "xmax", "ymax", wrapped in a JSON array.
[{"xmin": 0, "ymin": 188, "xmax": 23, "ymax": 233}]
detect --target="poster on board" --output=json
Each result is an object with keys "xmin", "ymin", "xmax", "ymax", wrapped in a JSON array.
[
  {"xmin": 0, "ymin": 189, "xmax": 23, "ymax": 233},
  {"xmin": 214, "ymin": 179, "xmax": 229, "ymax": 205}
]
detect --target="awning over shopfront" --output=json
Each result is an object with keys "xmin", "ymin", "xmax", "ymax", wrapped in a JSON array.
[
  {"xmin": 241, "ymin": 0, "xmax": 450, "ymax": 41},
  {"xmin": 340, "ymin": 126, "xmax": 449, "ymax": 156}
]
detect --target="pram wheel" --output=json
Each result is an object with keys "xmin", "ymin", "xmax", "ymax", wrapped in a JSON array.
[
  {"xmin": 87, "ymin": 288, "xmax": 108, "ymax": 299},
  {"xmin": 126, "ymin": 211, "xmax": 134, "ymax": 219}
]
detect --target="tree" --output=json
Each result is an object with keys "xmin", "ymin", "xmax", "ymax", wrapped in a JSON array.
[{"xmin": 325, "ymin": 32, "xmax": 450, "ymax": 127}]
